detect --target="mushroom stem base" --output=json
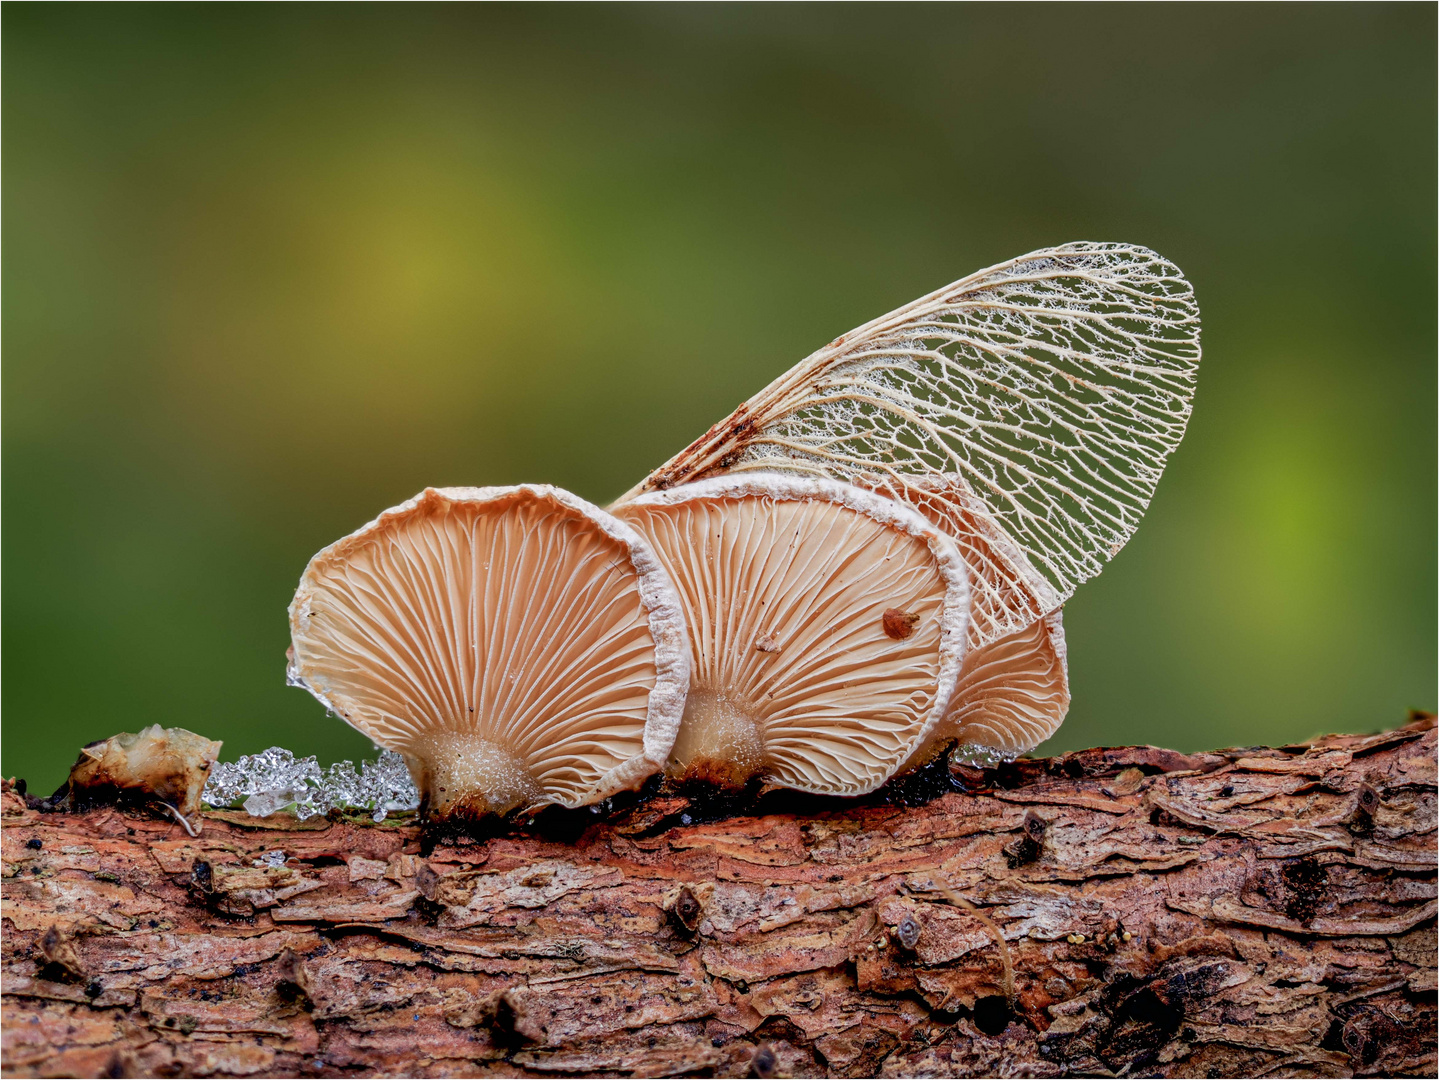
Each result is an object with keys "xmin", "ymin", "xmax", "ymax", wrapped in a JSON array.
[
  {"xmin": 408, "ymin": 733, "xmax": 542, "ymax": 817},
  {"xmin": 668, "ymin": 691, "xmax": 765, "ymax": 790}
]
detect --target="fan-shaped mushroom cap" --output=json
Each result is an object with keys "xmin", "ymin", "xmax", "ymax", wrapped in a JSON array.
[
  {"xmin": 900, "ymin": 608, "xmax": 1069, "ymax": 772},
  {"xmin": 288, "ymin": 486, "xmax": 690, "ymax": 818},
  {"xmin": 613, "ymin": 475, "xmax": 969, "ymax": 796}
]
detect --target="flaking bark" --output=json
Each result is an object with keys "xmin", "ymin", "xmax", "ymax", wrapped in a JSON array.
[{"xmin": 2, "ymin": 717, "xmax": 1435, "ymax": 1078}]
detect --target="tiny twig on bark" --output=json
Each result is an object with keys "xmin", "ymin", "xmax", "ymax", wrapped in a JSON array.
[{"xmin": 929, "ymin": 877, "xmax": 1016, "ymax": 1006}]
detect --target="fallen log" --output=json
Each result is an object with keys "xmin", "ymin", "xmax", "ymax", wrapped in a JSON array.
[{"xmin": 2, "ymin": 717, "xmax": 1435, "ymax": 1078}]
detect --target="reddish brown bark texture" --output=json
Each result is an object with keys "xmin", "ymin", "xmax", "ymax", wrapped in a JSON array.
[{"xmin": 3, "ymin": 718, "xmax": 1435, "ymax": 1079}]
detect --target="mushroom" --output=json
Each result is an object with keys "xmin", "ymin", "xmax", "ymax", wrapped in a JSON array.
[
  {"xmin": 869, "ymin": 474, "xmax": 1071, "ymax": 763},
  {"xmin": 612, "ymin": 475, "xmax": 969, "ymax": 795},
  {"xmin": 899, "ymin": 608, "xmax": 1069, "ymax": 772},
  {"xmin": 287, "ymin": 486, "xmax": 690, "ymax": 818}
]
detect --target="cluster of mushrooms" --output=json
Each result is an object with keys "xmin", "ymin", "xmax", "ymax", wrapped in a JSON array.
[{"xmin": 286, "ymin": 243, "xmax": 1201, "ymax": 822}]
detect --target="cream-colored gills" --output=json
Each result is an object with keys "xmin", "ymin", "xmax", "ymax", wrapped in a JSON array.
[
  {"xmin": 900, "ymin": 608, "xmax": 1068, "ymax": 773},
  {"xmin": 288, "ymin": 486, "xmax": 689, "ymax": 817},
  {"xmin": 615, "ymin": 476, "xmax": 968, "ymax": 796}
]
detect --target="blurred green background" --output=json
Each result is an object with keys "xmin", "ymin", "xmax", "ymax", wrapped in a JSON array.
[{"xmin": 4, "ymin": 4, "xmax": 1435, "ymax": 793}]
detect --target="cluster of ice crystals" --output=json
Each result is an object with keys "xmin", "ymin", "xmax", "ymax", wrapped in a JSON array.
[
  {"xmin": 950, "ymin": 743, "xmax": 1023, "ymax": 769},
  {"xmin": 203, "ymin": 747, "xmax": 419, "ymax": 822}
]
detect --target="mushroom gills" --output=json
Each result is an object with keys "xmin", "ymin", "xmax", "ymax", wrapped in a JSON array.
[
  {"xmin": 288, "ymin": 485, "xmax": 691, "ymax": 819},
  {"xmin": 899, "ymin": 607, "xmax": 1069, "ymax": 773},
  {"xmin": 614, "ymin": 475, "xmax": 970, "ymax": 796}
]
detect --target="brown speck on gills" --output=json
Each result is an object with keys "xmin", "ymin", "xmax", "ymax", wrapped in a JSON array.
[{"xmin": 883, "ymin": 607, "xmax": 921, "ymax": 640}]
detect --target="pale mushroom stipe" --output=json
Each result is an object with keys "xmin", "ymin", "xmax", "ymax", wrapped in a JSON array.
[{"xmin": 278, "ymin": 242, "xmax": 1198, "ymax": 820}]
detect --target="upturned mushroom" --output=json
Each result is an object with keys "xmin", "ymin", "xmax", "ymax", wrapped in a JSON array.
[
  {"xmin": 873, "ymin": 474, "xmax": 1072, "ymax": 764},
  {"xmin": 612, "ymin": 475, "xmax": 970, "ymax": 795},
  {"xmin": 899, "ymin": 609, "xmax": 1069, "ymax": 773},
  {"xmin": 287, "ymin": 486, "xmax": 690, "ymax": 818}
]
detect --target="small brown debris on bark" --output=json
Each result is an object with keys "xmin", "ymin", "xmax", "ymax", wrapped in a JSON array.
[
  {"xmin": 38, "ymin": 925, "xmax": 85, "ymax": 983},
  {"xmin": 1003, "ymin": 808, "xmax": 1048, "ymax": 867},
  {"xmin": 894, "ymin": 913, "xmax": 923, "ymax": 951},
  {"xmin": 2, "ymin": 715, "xmax": 1434, "ymax": 1077},
  {"xmin": 748, "ymin": 1041, "xmax": 778, "ymax": 1077},
  {"xmin": 669, "ymin": 884, "xmax": 704, "ymax": 934},
  {"xmin": 272, "ymin": 948, "xmax": 312, "ymax": 1009}
]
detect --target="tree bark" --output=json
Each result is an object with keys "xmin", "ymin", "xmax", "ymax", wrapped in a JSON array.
[{"xmin": 3, "ymin": 717, "xmax": 1435, "ymax": 1079}]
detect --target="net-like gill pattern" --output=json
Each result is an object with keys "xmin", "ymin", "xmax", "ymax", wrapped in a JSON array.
[{"xmin": 624, "ymin": 243, "xmax": 1200, "ymax": 649}]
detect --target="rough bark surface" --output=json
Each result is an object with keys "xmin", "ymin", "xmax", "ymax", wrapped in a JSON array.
[{"xmin": 3, "ymin": 718, "xmax": 1435, "ymax": 1079}]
